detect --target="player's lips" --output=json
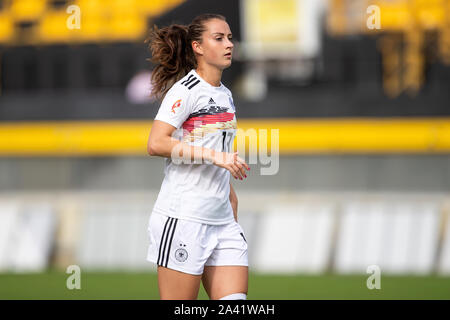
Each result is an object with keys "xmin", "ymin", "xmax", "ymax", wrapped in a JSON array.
[{"xmin": 224, "ymin": 52, "xmax": 232, "ymax": 58}]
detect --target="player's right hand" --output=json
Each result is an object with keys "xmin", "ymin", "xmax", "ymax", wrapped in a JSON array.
[{"xmin": 212, "ymin": 151, "xmax": 250, "ymax": 180}]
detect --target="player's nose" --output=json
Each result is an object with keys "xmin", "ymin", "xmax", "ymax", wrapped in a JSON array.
[{"xmin": 225, "ymin": 38, "xmax": 233, "ymax": 49}]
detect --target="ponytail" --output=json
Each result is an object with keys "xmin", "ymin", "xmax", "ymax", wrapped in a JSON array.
[{"xmin": 145, "ymin": 13, "xmax": 226, "ymax": 100}]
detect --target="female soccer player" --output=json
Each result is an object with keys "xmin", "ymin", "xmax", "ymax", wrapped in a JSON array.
[{"xmin": 145, "ymin": 13, "xmax": 250, "ymax": 300}]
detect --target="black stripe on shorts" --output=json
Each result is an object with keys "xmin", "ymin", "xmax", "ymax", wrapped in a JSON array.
[
  {"xmin": 160, "ymin": 218, "xmax": 174, "ymax": 266},
  {"xmin": 157, "ymin": 217, "xmax": 171, "ymax": 266},
  {"xmin": 164, "ymin": 218, "xmax": 178, "ymax": 267}
]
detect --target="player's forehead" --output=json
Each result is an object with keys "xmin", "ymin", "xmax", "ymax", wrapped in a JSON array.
[{"xmin": 204, "ymin": 19, "xmax": 232, "ymax": 36}]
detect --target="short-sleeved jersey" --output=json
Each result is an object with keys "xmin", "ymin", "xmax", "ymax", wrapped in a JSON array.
[{"xmin": 152, "ymin": 69, "xmax": 237, "ymax": 225}]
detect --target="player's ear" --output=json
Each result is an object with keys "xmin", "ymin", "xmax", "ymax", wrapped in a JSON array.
[{"xmin": 192, "ymin": 41, "xmax": 203, "ymax": 56}]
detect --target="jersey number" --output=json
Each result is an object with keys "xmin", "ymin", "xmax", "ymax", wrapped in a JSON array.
[{"xmin": 222, "ymin": 131, "xmax": 233, "ymax": 152}]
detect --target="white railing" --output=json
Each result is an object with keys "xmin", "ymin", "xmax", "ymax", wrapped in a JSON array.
[{"xmin": 0, "ymin": 191, "xmax": 449, "ymax": 275}]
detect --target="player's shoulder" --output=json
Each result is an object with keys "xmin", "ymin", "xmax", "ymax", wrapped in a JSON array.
[
  {"xmin": 169, "ymin": 70, "xmax": 202, "ymax": 95},
  {"xmin": 165, "ymin": 79, "xmax": 190, "ymax": 98},
  {"xmin": 165, "ymin": 70, "xmax": 232, "ymax": 99}
]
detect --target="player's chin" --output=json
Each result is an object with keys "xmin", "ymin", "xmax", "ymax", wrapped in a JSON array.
[{"xmin": 221, "ymin": 59, "xmax": 232, "ymax": 69}]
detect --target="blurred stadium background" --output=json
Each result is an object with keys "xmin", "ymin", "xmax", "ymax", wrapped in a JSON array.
[{"xmin": 1, "ymin": 0, "xmax": 450, "ymax": 299}]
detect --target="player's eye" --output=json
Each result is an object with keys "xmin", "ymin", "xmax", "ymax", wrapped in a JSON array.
[{"xmin": 216, "ymin": 38, "xmax": 222, "ymax": 41}]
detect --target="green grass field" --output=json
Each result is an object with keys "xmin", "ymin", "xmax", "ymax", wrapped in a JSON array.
[{"xmin": 1, "ymin": 271, "xmax": 450, "ymax": 299}]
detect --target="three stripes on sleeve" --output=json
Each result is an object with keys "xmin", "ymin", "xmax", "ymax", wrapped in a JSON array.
[{"xmin": 181, "ymin": 74, "xmax": 200, "ymax": 90}]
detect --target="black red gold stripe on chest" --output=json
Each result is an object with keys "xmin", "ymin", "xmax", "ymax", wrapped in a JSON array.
[{"xmin": 182, "ymin": 112, "xmax": 235, "ymax": 132}]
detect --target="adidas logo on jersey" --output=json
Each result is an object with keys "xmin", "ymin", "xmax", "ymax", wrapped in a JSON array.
[{"xmin": 208, "ymin": 98, "xmax": 216, "ymax": 105}]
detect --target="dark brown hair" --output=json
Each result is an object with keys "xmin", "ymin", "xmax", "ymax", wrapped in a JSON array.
[{"xmin": 145, "ymin": 13, "xmax": 226, "ymax": 100}]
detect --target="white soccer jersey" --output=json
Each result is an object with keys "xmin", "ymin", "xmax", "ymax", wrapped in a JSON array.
[{"xmin": 152, "ymin": 69, "xmax": 237, "ymax": 225}]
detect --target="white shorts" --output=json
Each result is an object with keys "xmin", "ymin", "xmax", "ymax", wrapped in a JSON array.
[{"xmin": 146, "ymin": 212, "xmax": 248, "ymax": 275}]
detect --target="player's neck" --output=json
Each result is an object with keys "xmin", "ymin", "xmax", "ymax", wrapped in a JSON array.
[{"xmin": 195, "ymin": 66, "xmax": 222, "ymax": 87}]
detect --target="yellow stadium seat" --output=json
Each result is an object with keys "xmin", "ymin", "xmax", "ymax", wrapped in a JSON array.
[
  {"xmin": 75, "ymin": 13, "xmax": 107, "ymax": 42},
  {"xmin": 136, "ymin": 0, "xmax": 170, "ymax": 16},
  {"xmin": 374, "ymin": 0, "xmax": 447, "ymax": 31},
  {"xmin": 376, "ymin": 0, "xmax": 412, "ymax": 31},
  {"xmin": 38, "ymin": 11, "xmax": 72, "ymax": 43},
  {"xmin": 4, "ymin": 0, "xmax": 185, "ymax": 44},
  {"xmin": 10, "ymin": 0, "xmax": 47, "ymax": 21},
  {"xmin": 111, "ymin": 0, "xmax": 138, "ymax": 15},
  {"xmin": 71, "ymin": 0, "xmax": 111, "ymax": 42},
  {"xmin": 107, "ymin": 12, "xmax": 146, "ymax": 41},
  {"xmin": 74, "ymin": 0, "xmax": 106, "ymax": 16},
  {"xmin": 412, "ymin": 0, "xmax": 446, "ymax": 29},
  {"xmin": 0, "ymin": 13, "xmax": 14, "ymax": 43}
]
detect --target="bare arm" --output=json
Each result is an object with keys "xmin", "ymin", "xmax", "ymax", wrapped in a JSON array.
[
  {"xmin": 147, "ymin": 120, "xmax": 215, "ymax": 163},
  {"xmin": 147, "ymin": 120, "xmax": 250, "ymax": 180},
  {"xmin": 229, "ymin": 182, "xmax": 238, "ymax": 222}
]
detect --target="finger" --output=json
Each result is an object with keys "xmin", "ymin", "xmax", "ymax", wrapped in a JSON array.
[
  {"xmin": 230, "ymin": 163, "xmax": 243, "ymax": 180},
  {"xmin": 228, "ymin": 164, "xmax": 239, "ymax": 179},
  {"xmin": 238, "ymin": 163, "xmax": 247, "ymax": 178},
  {"xmin": 236, "ymin": 156, "xmax": 250, "ymax": 171},
  {"xmin": 233, "ymin": 161, "xmax": 246, "ymax": 178},
  {"xmin": 227, "ymin": 166, "xmax": 238, "ymax": 179}
]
